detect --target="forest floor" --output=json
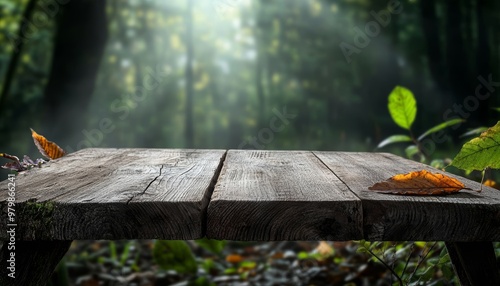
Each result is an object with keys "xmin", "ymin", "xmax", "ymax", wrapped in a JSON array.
[{"xmin": 56, "ymin": 240, "xmax": 465, "ymax": 286}]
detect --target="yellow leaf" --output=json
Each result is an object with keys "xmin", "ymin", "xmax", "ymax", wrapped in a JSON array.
[
  {"xmin": 31, "ymin": 128, "xmax": 66, "ymax": 160},
  {"xmin": 315, "ymin": 241, "xmax": 334, "ymax": 256},
  {"xmin": 368, "ymin": 170, "xmax": 475, "ymax": 195},
  {"xmin": 484, "ymin": 179, "xmax": 498, "ymax": 189}
]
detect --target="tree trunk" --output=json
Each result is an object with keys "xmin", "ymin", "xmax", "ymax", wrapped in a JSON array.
[
  {"xmin": 255, "ymin": 34, "xmax": 266, "ymax": 128},
  {"xmin": 420, "ymin": 1, "xmax": 447, "ymax": 93},
  {"xmin": 445, "ymin": 0, "xmax": 470, "ymax": 104},
  {"xmin": 184, "ymin": 0, "xmax": 194, "ymax": 148},
  {"xmin": 43, "ymin": 0, "xmax": 108, "ymax": 144},
  {"xmin": 0, "ymin": 0, "xmax": 37, "ymax": 113},
  {"xmin": 475, "ymin": 0, "xmax": 492, "ymax": 124}
]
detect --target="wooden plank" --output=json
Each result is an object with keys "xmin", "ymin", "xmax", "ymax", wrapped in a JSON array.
[
  {"xmin": 0, "ymin": 240, "xmax": 71, "ymax": 286},
  {"xmin": 445, "ymin": 242, "xmax": 500, "ymax": 286},
  {"xmin": 314, "ymin": 151, "xmax": 500, "ymax": 241},
  {"xmin": 207, "ymin": 150, "xmax": 363, "ymax": 240},
  {"xmin": 0, "ymin": 148, "xmax": 226, "ymax": 240}
]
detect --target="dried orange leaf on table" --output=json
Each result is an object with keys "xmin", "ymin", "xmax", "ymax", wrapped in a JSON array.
[
  {"xmin": 31, "ymin": 128, "xmax": 66, "ymax": 159},
  {"xmin": 368, "ymin": 170, "xmax": 475, "ymax": 195}
]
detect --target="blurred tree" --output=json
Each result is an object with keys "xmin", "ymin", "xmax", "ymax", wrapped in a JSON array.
[
  {"xmin": 0, "ymin": 0, "xmax": 36, "ymax": 113},
  {"xmin": 0, "ymin": 0, "xmax": 499, "ymax": 158},
  {"xmin": 184, "ymin": 0, "xmax": 194, "ymax": 148},
  {"xmin": 43, "ymin": 0, "xmax": 108, "ymax": 140},
  {"xmin": 420, "ymin": 0, "xmax": 446, "ymax": 94}
]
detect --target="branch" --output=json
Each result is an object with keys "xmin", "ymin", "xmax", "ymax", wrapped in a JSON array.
[{"xmin": 366, "ymin": 247, "xmax": 404, "ymax": 286}]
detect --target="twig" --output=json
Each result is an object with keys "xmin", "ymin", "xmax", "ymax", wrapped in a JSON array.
[
  {"xmin": 365, "ymin": 247, "xmax": 404, "ymax": 286},
  {"xmin": 407, "ymin": 242, "xmax": 438, "ymax": 283},
  {"xmin": 401, "ymin": 243, "xmax": 414, "ymax": 280}
]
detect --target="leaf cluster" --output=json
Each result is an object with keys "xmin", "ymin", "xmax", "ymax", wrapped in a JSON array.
[
  {"xmin": 356, "ymin": 241, "xmax": 455, "ymax": 286},
  {"xmin": 379, "ymin": 86, "xmax": 463, "ymax": 162}
]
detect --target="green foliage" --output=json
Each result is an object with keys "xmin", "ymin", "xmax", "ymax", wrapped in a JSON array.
[
  {"xmin": 153, "ymin": 240, "xmax": 197, "ymax": 275},
  {"xmin": 377, "ymin": 135, "xmax": 413, "ymax": 148},
  {"xmin": 451, "ymin": 121, "xmax": 500, "ymax": 171},
  {"xmin": 188, "ymin": 276, "xmax": 216, "ymax": 286},
  {"xmin": 460, "ymin": 127, "xmax": 488, "ymax": 138},
  {"xmin": 356, "ymin": 241, "xmax": 456, "ymax": 285},
  {"xmin": 195, "ymin": 238, "xmax": 226, "ymax": 255},
  {"xmin": 388, "ymin": 86, "xmax": 417, "ymax": 130},
  {"xmin": 379, "ymin": 87, "xmax": 462, "ymax": 162},
  {"xmin": 106, "ymin": 241, "xmax": 135, "ymax": 267},
  {"xmin": 417, "ymin": 119, "xmax": 465, "ymax": 141}
]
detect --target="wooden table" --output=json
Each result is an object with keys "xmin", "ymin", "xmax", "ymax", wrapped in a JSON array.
[{"xmin": 0, "ymin": 149, "xmax": 499, "ymax": 285}]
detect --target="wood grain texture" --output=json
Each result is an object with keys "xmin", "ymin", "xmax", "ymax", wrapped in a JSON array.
[
  {"xmin": 207, "ymin": 150, "xmax": 363, "ymax": 240},
  {"xmin": 0, "ymin": 148, "xmax": 226, "ymax": 240},
  {"xmin": 314, "ymin": 151, "xmax": 500, "ymax": 241}
]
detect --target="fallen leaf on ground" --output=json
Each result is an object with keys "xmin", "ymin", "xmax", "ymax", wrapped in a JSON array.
[
  {"xmin": 315, "ymin": 241, "xmax": 334, "ymax": 256},
  {"xmin": 368, "ymin": 170, "xmax": 475, "ymax": 195},
  {"xmin": 226, "ymin": 254, "xmax": 243, "ymax": 264},
  {"xmin": 31, "ymin": 128, "xmax": 66, "ymax": 159},
  {"xmin": 484, "ymin": 179, "xmax": 498, "ymax": 189}
]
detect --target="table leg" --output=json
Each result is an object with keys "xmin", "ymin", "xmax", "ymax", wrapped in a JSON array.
[
  {"xmin": 445, "ymin": 242, "xmax": 500, "ymax": 286},
  {"xmin": 0, "ymin": 240, "xmax": 72, "ymax": 286}
]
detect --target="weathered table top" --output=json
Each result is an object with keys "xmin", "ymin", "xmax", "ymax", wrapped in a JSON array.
[{"xmin": 1, "ymin": 148, "xmax": 499, "ymax": 241}]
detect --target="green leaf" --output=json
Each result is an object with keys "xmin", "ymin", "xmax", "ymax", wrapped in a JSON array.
[
  {"xmin": 188, "ymin": 276, "xmax": 215, "ymax": 286},
  {"xmin": 492, "ymin": 107, "xmax": 500, "ymax": 113},
  {"xmin": 120, "ymin": 241, "xmax": 132, "ymax": 266},
  {"xmin": 239, "ymin": 261, "xmax": 257, "ymax": 269},
  {"xmin": 417, "ymin": 119, "xmax": 464, "ymax": 141},
  {"xmin": 377, "ymin": 135, "xmax": 412, "ymax": 148},
  {"xmin": 109, "ymin": 241, "xmax": 117, "ymax": 260},
  {"xmin": 405, "ymin": 145, "xmax": 419, "ymax": 158},
  {"xmin": 153, "ymin": 240, "xmax": 197, "ymax": 275},
  {"xmin": 201, "ymin": 258, "xmax": 215, "ymax": 273},
  {"xmin": 388, "ymin": 86, "xmax": 417, "ymax": 130},
  {"xmin": 430, "ymin": 159, "xmax": 445, "ymax": 169},
  {"xmin": 460, "ymin": 127, "xmax": 488, "ymax": 138},
  {"xmin": 224, "ymin": 267, "xmax": 237, "ymax": 274},
  {"xmin": 195, "ymin": 238, "xmax": 226, "ymax": 254},
  {"xmin": 369, "ymin": 241, "xmax": 382, "ymax": 250},
  {"xmin": 451, "ymin": 121, "xmax": 500, "ymax": 171},
  {"xmin": 441, "ymin": 263, "xmax": 455, "ymax": 280},
  {"xmin": 415, "ymin": 241, "xmax": 426, "ymax": 248}
]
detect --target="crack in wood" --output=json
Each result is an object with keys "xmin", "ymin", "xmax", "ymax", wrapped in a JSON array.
[
  {"xmin": 201, "ymin": 150, "xmax": 228, "ymax": 237},
  {"xmin": 311, "ymin": 151, "xmax": 362, "ymax": 201},
  {"xmin": 126, "ymin": 165, "xmax": 165, "ymax": 204}
]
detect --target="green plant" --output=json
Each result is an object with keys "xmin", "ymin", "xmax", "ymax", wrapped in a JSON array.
[
  {"xmin": 356, "ymin": 241, "xmax": 456, "ymax": 286},
  {"xmin": 370, "ymin": 86, "xmax": 479, "ymax": 285},
  {"xmin": 152, "ymin": 239, "xmax": 226, "ymax": 285},
  {"xmin": 378, "ymin": 86, "xmax": 463, "ymax": 163},
  {"xmin": 451, "ymin": 121, "xmax": 500, "ymax": 171}
]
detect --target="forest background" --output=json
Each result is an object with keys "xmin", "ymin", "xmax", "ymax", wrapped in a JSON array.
[{"xmin": 0, "ymin": 0, "xmax": 499, "ymax": 285}]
